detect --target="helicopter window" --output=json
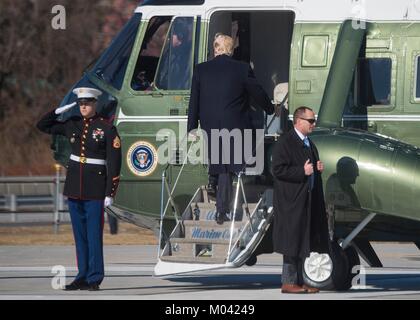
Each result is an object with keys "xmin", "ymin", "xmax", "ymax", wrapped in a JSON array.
[
  {"xmin": 131, "ymin": 16, "xmax": 172, "ymax": 91},
  {"xmin": 92, "ymin": 14, "xmax": 142, "ymax": 90},
  {"xmin": 358, "ymin": 58, "xmax": 392, "ymax": 106},
  {"xmin": 415, "ymin": 56, "xmax": 420, "ymax": 99},
  {"xmin": 154, "ymin": 17, "xmax": 195, "ymax": 91}
]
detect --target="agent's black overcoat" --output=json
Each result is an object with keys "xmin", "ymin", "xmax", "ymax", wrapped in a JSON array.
[
  {"xmin": 187, "ymin": 54, "xmax": 273, "ymax": 175},
  {"xmin": 271, "ymin": 128, "xmax": 329, "ymax": 258}
]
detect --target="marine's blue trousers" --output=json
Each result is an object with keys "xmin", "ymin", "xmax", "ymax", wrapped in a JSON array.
[{"xmin": 68, "ymin": 199, "xmax": 104, "ymax": 285}]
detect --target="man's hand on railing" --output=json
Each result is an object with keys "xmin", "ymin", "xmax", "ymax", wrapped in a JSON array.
[{"xmin": 188, "ymin": 132, "xmax": 199, "ymax": 142}]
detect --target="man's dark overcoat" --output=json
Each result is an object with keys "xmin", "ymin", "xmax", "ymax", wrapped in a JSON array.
[
  {"xmin": 271, "ymin": 128, "xmax": 330, "ymax": 259},
  {"xmin": 187, "ymin": 54, "xmax": 273, "ymax": 175}
]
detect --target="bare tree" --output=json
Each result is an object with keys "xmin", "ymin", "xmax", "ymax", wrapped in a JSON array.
[{"xmin": 0, "ymin": 0, "xmax": 138, "ymax": 175}]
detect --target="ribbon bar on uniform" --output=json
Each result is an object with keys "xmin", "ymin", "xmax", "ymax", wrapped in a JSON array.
[{"xmin": 70, "ymin": 154, "xmax": 107, "ymax": 165}]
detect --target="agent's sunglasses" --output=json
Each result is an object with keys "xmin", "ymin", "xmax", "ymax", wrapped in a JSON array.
[{"xmin": 299, "ymin": 117, "xmax": 316, "ymax": 125}]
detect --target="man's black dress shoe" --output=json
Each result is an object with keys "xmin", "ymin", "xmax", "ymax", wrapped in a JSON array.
[
  {"xmin": 88, "ymin": 283, "xmax": 100, "ymax": 291},
  {"xmin": 64, "ymin": 280, "xmax": 89, "ymax": 291},
  {"xmin": 216, "ymin": 212, "xmax": 230, "ymax": 225}
]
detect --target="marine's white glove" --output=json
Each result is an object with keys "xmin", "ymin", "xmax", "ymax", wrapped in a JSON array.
[
  {"xmin": 104, "ymin": 196, "xmax": 113, "ymax": 207},
  {"xmin": 55, "ymin": 102, "xmax": 77, "ymax": 115}
]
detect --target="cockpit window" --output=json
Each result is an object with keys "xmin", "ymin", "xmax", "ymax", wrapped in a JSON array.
[
  {"xmin": 91, "ymin": 13, "xmax": 142, "ymax": 90},
  {"xmin": 154, "ymin": 17, "xmax": 194, "ymax": 90},
  {"xmin": 131, "ymin": 16, "xmax": 172, "ymax": 91}
]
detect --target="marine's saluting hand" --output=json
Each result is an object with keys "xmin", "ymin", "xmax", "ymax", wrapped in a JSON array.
[{"xmin": 55, "ymin": 102, "xmax": 77, "ymax": 115}]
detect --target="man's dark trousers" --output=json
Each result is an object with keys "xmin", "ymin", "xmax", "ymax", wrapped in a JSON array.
[
  {"xmin": 282, "ymin": 256, "xmax": 304, "ymax": 285},
  {"xmin": 68, "ymin": 199, "xmax": 104, "ymax": 285},
  {"xmin": 216, "ymin": 172, "xmax": 233, "ymax": 214}
]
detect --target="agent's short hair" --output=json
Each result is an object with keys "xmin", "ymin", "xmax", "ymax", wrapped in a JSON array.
[
  {"xmin": 213, "ymin": 33, "xmax": 234, "ymax": 57},
  {"xmin": 293, "ymin": 106, "xmax": 314, "ymax": 124}
]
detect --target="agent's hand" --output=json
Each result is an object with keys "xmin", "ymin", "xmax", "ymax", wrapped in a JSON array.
[
  {"xmin": 104, "ymin": 196, "xmax": 113, "ymax": 207},
  {"xmin": 317, "ymin": 160, "xmax": 324, "ymax": 173},
  {"xmin": 304, "ymin": 159, "xmax": 314, "ymax": 176},
  {"xmin": 55, "ymin": 102, "xmax": 77, "ymax": 115}
]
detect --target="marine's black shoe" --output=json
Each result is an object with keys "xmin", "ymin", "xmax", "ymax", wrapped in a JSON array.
[
  {"xmin": 88, "ymin": 283, "xmax": 100, "ymax": 291},
  {"xmin": 64, "ymin": 280, "xmax": 89, "ymax": 291}
]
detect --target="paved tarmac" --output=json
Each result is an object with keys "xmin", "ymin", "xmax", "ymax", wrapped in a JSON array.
[{"xmin": 0, "ymin": 243, "xmax": 419, "ymax": 300}]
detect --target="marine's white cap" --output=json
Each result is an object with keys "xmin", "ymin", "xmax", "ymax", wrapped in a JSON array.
[{"xmin": 73, "ymin": 87, "xmax": 102, "ymax": 100}]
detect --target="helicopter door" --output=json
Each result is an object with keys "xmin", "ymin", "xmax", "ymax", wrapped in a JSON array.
[{"xmin": 115, "ymin": 15, "xmax": 201, "ymax": 215}]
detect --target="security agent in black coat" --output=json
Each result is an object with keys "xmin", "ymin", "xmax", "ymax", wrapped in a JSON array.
[
  {"xmin": 188, "ymin": 33, "xmax": 274, "ymax": 224},
  {"xmin": 271, "ymin": 106, "xmax": 329, "ymax": 294},
  {"xmin": 37, "ymin": 87, "xmax": 122, "ymax": 291}
]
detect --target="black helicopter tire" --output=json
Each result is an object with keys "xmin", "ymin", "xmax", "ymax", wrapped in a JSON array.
[{"xmin": 302, "ymin": 241, "xmax": 350, "ymax": 291}]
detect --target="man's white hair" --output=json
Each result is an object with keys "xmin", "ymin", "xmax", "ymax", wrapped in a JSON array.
[{"xmin": 213, "ymin": 33, "xmax": 234, "ymax": 57}]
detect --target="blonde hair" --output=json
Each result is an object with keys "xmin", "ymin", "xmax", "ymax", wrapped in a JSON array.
[{"xmin": 213, "ymin": 33, "xmax": 234, "ymax": 57}]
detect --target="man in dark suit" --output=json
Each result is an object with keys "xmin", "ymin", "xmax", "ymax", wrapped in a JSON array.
[
  {"xmin": 37, "ymin": 87, "xmax": 122, "ymax": 291},
  {"xmin": 271, "ymin": 106, "xmax": 329, "ymax": 294},
  {"xmin": 188, "ymin": 33, "xmax": 274, "ymax": 224}
]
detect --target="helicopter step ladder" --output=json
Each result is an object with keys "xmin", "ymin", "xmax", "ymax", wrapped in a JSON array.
[{"xmin": 154, "ymin": 173, "xmax": 274, "ymax": 276}]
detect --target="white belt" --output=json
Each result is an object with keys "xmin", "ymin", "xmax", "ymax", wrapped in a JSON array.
[{"xmin": 70, "ymin": 154, "xmax": 106, "ymax": 165}]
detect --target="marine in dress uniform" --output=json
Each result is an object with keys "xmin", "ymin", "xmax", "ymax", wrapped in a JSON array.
[{"xmin": 37, "ymin": 87, "xmax": 122, "ymax": 291}]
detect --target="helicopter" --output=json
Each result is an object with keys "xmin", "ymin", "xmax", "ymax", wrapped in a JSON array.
[{"xmin": 51, "ymin": 0, "xmax": 420, "ymax": 290}]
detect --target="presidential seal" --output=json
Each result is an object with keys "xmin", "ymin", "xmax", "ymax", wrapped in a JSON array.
[{"xmin": 127, "ymin": 141, "xmax": 158, "ymax": 177}]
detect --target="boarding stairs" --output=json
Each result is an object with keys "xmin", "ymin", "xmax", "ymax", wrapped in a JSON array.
[{"xmin": 154, "ymin": 171, "xmax": 273, "ymax": 276}]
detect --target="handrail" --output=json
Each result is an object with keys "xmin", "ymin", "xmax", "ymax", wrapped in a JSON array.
[
  {"xmin": 158, "ymin": 135, "xmax": 198, "ymax": 258},
  {"xmin": 160, "ymin": 134, "xmax": 194, "ymax": 222},
  {"xmin": 158, "ymin": 126, "xmax": 276, "ymax": 261},
  {"xmin": 227, "ymin": 171, "xmax": 255, "ymax": 261}
]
